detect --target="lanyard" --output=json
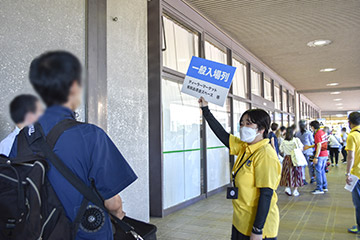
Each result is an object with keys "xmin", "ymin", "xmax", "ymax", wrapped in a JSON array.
[{"xmin": 232, "ymin": 151, "xmax": 255, "ymax": 187}]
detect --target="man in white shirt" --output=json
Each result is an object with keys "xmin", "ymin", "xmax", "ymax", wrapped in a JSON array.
[{"xmin": 0, "ymin": 94, "xmax": 43, "ymax": 156}]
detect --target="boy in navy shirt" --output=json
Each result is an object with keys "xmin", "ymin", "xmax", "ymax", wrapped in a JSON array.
[{"xmin": 10, "ymin": 51, "xmax": 137, "ymax": 240}]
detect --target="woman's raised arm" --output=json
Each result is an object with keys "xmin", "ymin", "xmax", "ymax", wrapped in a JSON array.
[{"xmin": 199, "ymin": 97, "xmax": 230, "ymax": 148}]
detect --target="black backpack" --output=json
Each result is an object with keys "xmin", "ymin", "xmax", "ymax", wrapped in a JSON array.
[{"xmin": 0, "ymin": 119, "xmax": 145, "ymax": 240}]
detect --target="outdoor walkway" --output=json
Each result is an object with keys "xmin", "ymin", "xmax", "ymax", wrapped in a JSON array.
[{"xmin": 151, "ymin": 163, "xmax": 357, "ymax": 240}]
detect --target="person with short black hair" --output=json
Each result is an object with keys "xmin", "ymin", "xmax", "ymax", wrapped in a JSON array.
[
  {"xmin": 305, "ymin": 120, "xmax": 329, "ymax": 194},
  {"xmin": 345, "ymin": 112, "xmax": 360, "ymax": 234},
  {"xmin": 9, "ymin": 51, "xmax": 137, "ymax": 240},
  {"xmin": 199, "ymin": 97, "xmax": 281, "ymax": 240},
  {"xmin": 279, "ymin": 127, "xmax": 304, "ymax": 196},
  {"xmin": 0, "ymin": 94, "xmax": 43, "ymax": 156},
  {"xmin": 328, "ymin": 131, "xmax": 341, "ymax": 166},
  {"xmin": 341, "ymin": 127, "xmax": 348, "ymax": 163},
  {"xmin": 295, "ymin": 120, "xmax": 315, "ymax": 184},
  {"xmin": 276, "ymin": 126, "xmax": 286, "ymax": 147},
  {"xmin": 268, "ymin": 123, "xmax": 279, "ymax": 155}
]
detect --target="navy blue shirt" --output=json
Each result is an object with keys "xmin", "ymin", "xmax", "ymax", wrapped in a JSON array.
[
  {"xmin": 10, "ymin": 105, "xmax": 137, "ymax": 240},
  {"xmin": 268, "ymin": 131, "xmax": 279, "ymax": 155}
]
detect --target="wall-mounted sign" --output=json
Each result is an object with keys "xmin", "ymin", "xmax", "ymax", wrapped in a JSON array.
[{"xmin": 181, "ymin": 56, "xmax": 236, "ymax": 106}]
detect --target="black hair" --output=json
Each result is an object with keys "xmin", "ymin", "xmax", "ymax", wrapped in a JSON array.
[
  {"xmin": 9, "ymin": 94, "xmax": 39, "ymax": 124},
  {"xmin": 349, "ymin": 112, "xmax": 360, "ymax": 126},
  {"xmin": 271, "ymin": 123, "xmax": 279, "ymax": 131},
  {"xmin": 285, "ymin": 127, "xmax": 294, "ymax": 141},
  {"xmin": 342, "ymin": 127, "xmax": 347, "ymax": 132},
  {"xmin": 309, "ymin": 120, "xmax": 320, "ymax": 130},
  {"xmin": 29, "ymin": 51, "xmax": 82, "ymax": 106},
  {"xmin": 280, "ymin": 126, "xmax": 286, "ymax": 132},
  {"xmin": 299, "ymin": 120, "xmax": 306, "ymax": 134},
  {"xmin": 240, "ymin": 109, "xmax": 270, "ymax": 138}
]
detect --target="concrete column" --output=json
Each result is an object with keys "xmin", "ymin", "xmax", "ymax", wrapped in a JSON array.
[
  {"xmin": 107, "ymin": 0, "xmax": 149, "ymax": 222},
  {"xmin": 0, "ymin": 0, "xmax": 86, "ymax": 139}
]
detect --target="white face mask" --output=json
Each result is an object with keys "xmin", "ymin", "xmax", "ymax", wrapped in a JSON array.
[{"xmin": 240, "ymin": 126, "xmax": 260, "ymax": 143}]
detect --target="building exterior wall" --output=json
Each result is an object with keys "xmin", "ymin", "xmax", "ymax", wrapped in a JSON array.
[
  {"xmin": 0, "ymin": 0, "xmax": 86, "ymax": 140},
  {"xmin": 0, "ymin": 0, "xmax": 150, "ymax": 222},
  {"xmin": 107, "ymin": 0, "xmax": 149, "ymax": 222}
]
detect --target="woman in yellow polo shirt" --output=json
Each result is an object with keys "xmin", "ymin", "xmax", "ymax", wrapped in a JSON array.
[{"xmin": 199, "ymin": 97, "xmax": 281, "ymax": 240}]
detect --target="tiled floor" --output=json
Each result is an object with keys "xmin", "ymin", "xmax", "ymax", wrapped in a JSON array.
[{"xmin": 151, "ymin": 163, "xmax": 358, "ymax": 240}]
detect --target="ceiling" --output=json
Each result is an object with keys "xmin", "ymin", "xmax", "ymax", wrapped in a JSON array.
[{"xmin": 183, "ymin": 0, "xmax": 360, "ymax": 112}]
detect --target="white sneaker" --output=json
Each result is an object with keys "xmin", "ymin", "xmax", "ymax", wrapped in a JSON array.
[
  {"xmin": 285, "ymin": 187, "xmax": 292, "ymax": 196},
  {"xmin": 293, "ymin": 190, "xmax": 300, "ymax": 197}
]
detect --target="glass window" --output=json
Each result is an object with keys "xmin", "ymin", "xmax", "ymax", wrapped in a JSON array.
[
  {"xmin": 251, "ymin": 69, "xmax": 261, "ymax": 96},
  {"xmin": 275, "ymin": 112, "xmax": 282, "ymax": 126},
  {"xmin": 232, "ymin": 58, "xmax": 247, "ymax": 98},
  {"xmin": 205, "ymin": 41, "xmax": 226, "ymax": 64},
  {"xmin": 206, "ymin": 99, "xmax": 231, "ymax": 192},
  {"xmin": 289, "ymin": 94, "xmax": 294, "ymax": 113},
  {"xmin": 264, "ymin": 76, "xmax": 272, "ymax": 101},
  {"xmin": 302, "ymin": 102, "xmax": 305, "ymax": 118},
  {"xmin": 290, "ymin": 115, "xmax": 295, "ymax": 127},
  {"xmin": 274, "ymin": 84, "xmax": 281, "ymax": 110},
  {"xmin": 269, "ymin": 111, "xmax": 274, "ymax": 122},
  {"xmin": 283, "ymin": 113, "xmax": 289, "ymax": 127},
  {"xmin": 233, "ymin": 100, "xmax": 250, "ymax": 137},
  {"xmin": 162, "ymin": 16, "xmax": 199, "ymax": 74},
  {"xmin": 162, "ymin": 79, "xmax": 201, "ymax": 209},
  {"xmin": 282, "ymin": 90, "xmax": 288, "ymax": 112}
]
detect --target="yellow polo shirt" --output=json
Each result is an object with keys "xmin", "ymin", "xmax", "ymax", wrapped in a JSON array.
[
  {"xmin": 346, "ymin": 125, "xmax": 360, "ymax": 178},
  {"xmin": 229, "ymin": 135, "xmax": 281, "ymax": 238}
]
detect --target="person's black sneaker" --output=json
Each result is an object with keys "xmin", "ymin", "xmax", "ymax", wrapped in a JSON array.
[
  {"xmin": 310, "ymin": 179, "xmax": 316, "ymax": 184},
  {"xmin": 303, "ymin": 180, "xmax": 308, "ymax": 185}
]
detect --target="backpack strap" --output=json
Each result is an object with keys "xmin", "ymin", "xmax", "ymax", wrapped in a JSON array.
[
  {"xmin": 46, "ymin": 119, "xmax": 83, "ymax": 149},
  {"xmin": 24, "ymin": 120, "xmax": 141, "ymax": 239}
]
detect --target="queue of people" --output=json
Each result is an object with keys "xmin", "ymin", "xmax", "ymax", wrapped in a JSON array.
[
  {"xmin": 0, "ymin": 50, "xmax": 359, "ymax": 240},
  {"xmin": 0, "ymin": 51, "xmax": 138, "ymax": 240}
]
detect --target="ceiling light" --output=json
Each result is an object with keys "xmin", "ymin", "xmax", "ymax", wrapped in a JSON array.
[
  {"xmin": 337, "ymin": 107, "xmax": 344, "ymax": 109},
  {"xmin": 336, "ymin": 103, "xmax": 343, "ymax": 106},
  {"xmin": 320, "ymin": 68, "xmax": 337, "ymax": 72},
  {"xmin": 336, "ymin": 114, "xmax": 344, "ymax": 117},
  {"xmin": 330, "ymin": 92, "xmax": 341, "ymax": 95},
  {"xmin": 307, "ymin": 39, "xmax": 332, "ymax": 47},
  {"xmin": 326, "ymin": 82, "xmax": 339, "ymax": 86},
  {"xmin": 333, "ymin": 98, "xmax": 342, "ymax": 101}
]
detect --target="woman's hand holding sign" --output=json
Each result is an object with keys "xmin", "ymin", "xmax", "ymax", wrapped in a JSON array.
[{"xmin": 198, "ymin": 97, "xmax": 208, "ymax": 108}]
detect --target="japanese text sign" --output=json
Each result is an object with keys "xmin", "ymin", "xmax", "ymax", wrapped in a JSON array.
[{"xmin": 181, "ymin": 56, "xmax": 236, "ymax": 106}]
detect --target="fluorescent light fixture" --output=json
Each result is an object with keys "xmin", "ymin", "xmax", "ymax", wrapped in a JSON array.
[
  {"xmin": 320, "ymin": 68, "xmax": 337, "ymax": 72},
  {"xmin": 336, "ymin": 114, "xmax": 344, "ymax": 117},
  {"xmin": 333, "ymin": 98, "xmax": 342, "ymax": 101},
  {"xmin": 336, "ymin": 103, "xmax": 343, "ymax": 106},
  {"xmin": 326, "ymin": 82, "xmax": 339, "ymax": 86},
  {"xmin": 330, "ymin": 92, "xmax": 341, "ymax": 95},
  {"xmin": 337, "ymin": 107, "xmax": 344, "ymax": 109},
  {"xmin": 307, "ymin": 39, "xmax": 332, "ymax": 47}
]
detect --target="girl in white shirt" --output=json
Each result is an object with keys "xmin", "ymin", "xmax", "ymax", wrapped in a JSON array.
[{"xmin": 279, "ymin": 128, "xmax": 304, "ymax": 196}]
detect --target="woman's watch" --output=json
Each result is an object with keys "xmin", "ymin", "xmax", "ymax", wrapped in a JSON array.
[
  {"xmin": 252, "ymin": 226, "xmax": 263, "ymax": 235},
  {"xmin": 345, "ymin": 173, "xmax": 351, "ymax": 177}
]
